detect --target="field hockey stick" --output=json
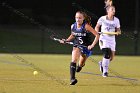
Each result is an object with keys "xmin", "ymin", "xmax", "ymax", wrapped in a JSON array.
[
  {"xmin": 51, "ymin": 36, "xmax": 88, "ymax": 47},
  {"xmin": 98, "ymin": 32, "xmax": 120, "ymax": 35},
  {"xmin": 51, "ymin": 36, "xmax": 93, "ymax": 57},
  {"xmin": 51, "ymin": 37, "xmax": 74, "ymax": 45}
]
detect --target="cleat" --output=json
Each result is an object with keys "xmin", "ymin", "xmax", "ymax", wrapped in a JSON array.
[
  {"xmin": 70, "ymin": 79, "xmax": 78, "ymax": 85},
  {"xmin": 99, "ymin": 61, "xmax": 103, "ymax": 73},
  {"xmin": 102, "ymin": 72, "xmax": 108, "ymax": 77}
]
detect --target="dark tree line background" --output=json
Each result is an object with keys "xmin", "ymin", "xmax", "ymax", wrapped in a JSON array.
[{"xmin": 0, "ymin": 0, "xmax": 139, "ymax": 55}]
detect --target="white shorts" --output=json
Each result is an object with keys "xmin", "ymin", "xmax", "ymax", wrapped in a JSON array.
[{"xmin": 99, "ymin": 39, "xmax": 116, "ymax": 51}]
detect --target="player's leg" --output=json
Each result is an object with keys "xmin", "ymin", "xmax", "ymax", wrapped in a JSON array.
[
  {"xmin": 102, "ymin": 40, "xmax": 116, "ymax": 77},
  {"xmin": 110, "ymin": 42, "xmax": 116, "ymax": 61},
  {"xmin": 110, "ymin": 51, "xmax": 115, "ymax": 61},
  {"xmin": 98, "ymin": 40, "xmax": 110, "ymax": 74},
  {"xmin": 76, "ymin": 54, "xmax": 88, "ymax": 72},
  {"xmin": 98, "ymin": 60, "xmax": 103, "ymax": 73},
  {"xmin": 102, "ymin": 48, "xmax": 111, "ymax": 77},
  {"xmin": 70, "ymin": 47, "xmax": 80, "ymax": 85},
  {"xmin": 98, "ymin": 40, "xmax": 104, "ymax": 73}
]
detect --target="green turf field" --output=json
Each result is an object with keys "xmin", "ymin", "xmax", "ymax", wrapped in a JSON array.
[{"xmin": 0, "ymin": 54, "xmax": 140, "ymax": 93}]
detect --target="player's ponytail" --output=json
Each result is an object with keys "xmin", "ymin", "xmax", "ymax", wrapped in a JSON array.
[
  {"xmin": 84, "ymin": 13, "xmax": 92, "ymax": 26},
  {"xmin": 104, "ymin": 0, "xmax": 113, "ymax": 8}
]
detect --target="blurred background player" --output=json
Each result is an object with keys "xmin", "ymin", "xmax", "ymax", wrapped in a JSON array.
[
  {"xmin": 95, "ymin": 5, "xmax": 121, "ymax": 77},
  {"xmin": 60, "ymin": 11, "xmax": 99, "ymax": 85}
]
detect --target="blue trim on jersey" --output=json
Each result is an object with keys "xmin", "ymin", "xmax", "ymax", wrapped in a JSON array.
[{"xmin": 72, "ymin": 22, "xmax": 86, "ymax": 32}]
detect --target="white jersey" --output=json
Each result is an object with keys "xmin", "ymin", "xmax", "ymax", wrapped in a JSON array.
[{"xmin": 97, "ymin": 15, "xmax": 120, "ymax": 41}]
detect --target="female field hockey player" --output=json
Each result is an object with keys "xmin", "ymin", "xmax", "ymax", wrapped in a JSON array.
[
  {"xmin": 95, "ymin": 5, "xmax": 121, "ymax": 77},
  {"xmin": 60, "ymin": 11, "xmax": 99, "ymax": 85}
]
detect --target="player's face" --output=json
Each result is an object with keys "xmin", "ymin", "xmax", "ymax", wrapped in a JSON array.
[
  {"xmin": 75, "ymin": 12, "xmax": 84, "ymax": 25},
  {"xmin": 107, "ymin": 7, "xmax": 115, "ymax": 16}
]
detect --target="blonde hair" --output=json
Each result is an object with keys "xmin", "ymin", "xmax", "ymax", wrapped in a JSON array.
[{"xmin": 104, "ymin": 0, "xmax": 113, "ymax": 8}]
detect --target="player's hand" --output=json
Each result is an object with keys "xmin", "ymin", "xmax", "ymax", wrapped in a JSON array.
[
  {"xmin": 118, "ymin": 31, "xmax": 121, "ymax": 35},
  {"xmin": 88, "ymin": 45, "xmax": 94, "ymax": 50},
  {"xmin": 59, "ymin": 39, "xmax": 66, "ymax": 44},
  {"xmin": 116, "ymin": 31, "xmax": 121, "ymax": 36}
]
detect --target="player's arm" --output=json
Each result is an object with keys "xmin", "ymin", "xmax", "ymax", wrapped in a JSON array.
[
  {"xmin": 116, "ymin": 28, "xmax": 121, "ymax": 35},
  {"xmin": 95, "ymin": 16, "xmax": 102, "ymax": 33},
  {"xmin": 59, "ymin": 24, "xmax": 75, "ymax": 44},
  {"xmin": 65, "ymin": 34, "xmax": 75, "ymax": 42},
  {"xmin": 65, "ymin": 24, "xmax": 75, "ymax": 41},
  {"xmin": 115, "ymin": 19, "xmax": 121, "ymax": 35},
  {"xmin": 95, "ymin": 23, "xmax": 101, "ymax": 33},
  {"xmin": 85, "ymin": 24, "xmax": 99, "ymax": 50},
  {"xmin": 60, "ymin": 34, "xmax": 75, "ymax": 44}
]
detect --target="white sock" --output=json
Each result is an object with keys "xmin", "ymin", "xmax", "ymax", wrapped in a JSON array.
[
  {"xmin": 99, "ymin": 61, "xmax": 102, "ymax": 66},
  {"xmin": 102, "ymin": 58, "xmax": 110, "ymax": 73},
  {"xmin": 98, "ymin": 61, "xmax": 102, "ymax": 71}
]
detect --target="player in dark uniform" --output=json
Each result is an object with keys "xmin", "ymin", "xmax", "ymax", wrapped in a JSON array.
[{"xmin": 60, "ymin": 11, "xmax": 99, "ymax": 85}]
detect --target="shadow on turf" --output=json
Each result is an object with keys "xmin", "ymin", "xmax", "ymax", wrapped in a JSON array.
[
  {"xmin": 80, "ymin": 71, "xmax": 140, "ymax": 86},
  {"xmin": 80, "ymin": 72, "xmax": 138, "ymax": 81},
  {"xmin": 0, "ymin": 59, "xmax": 31, "ymax": 67},
  {"xmin": 75, "ymin": 72, "xmax": 140, "ymax": 86}
]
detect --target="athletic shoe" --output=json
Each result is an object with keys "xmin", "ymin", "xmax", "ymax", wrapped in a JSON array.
[
  {"xmin": 70, "ymin": 79, "xmax": 78, "ymax": 85},
  {"xmin": 98, "ymin": 61, "xmax": 103, "ymax": 73},
  {"xmin": 102, "ymin": 72, "xmax": 108, "ymax": 77}
]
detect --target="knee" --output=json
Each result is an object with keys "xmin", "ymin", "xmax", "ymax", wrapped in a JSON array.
[{"xmin": 102, "ymin": 48, "xmax": 111, "ymax": 59}]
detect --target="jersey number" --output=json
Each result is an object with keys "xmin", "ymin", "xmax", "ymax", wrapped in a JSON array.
[{"xmin": 78, "ymin": 37, "xmax": 83, "ymax": 44}]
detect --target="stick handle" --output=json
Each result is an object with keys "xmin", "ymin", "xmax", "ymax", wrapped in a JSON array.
[
  {"xmin": 53, "ymin": 38, "xmax": 73, "ymax": 45},
  {"xmin": 53, "ymin": 38, "xmax": 87, "ymax": 47},
  {"xmin": 98, "ymin": 32, "xmax": 119, "ymax": 35}
]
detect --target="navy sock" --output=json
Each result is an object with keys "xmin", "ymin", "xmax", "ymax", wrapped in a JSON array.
[{"xmin": 70, "ymin": 62, "xmax": 76, "ymax": 80}]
